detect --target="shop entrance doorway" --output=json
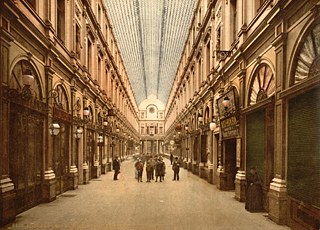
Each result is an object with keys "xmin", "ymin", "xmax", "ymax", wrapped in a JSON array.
[
  {"xmin": 9, "ymin": 104, "xmax": 44, "ymax": 213},
  {"xmin": 224, "ymin": 139, "xmax": 237, "ymax": 190}
]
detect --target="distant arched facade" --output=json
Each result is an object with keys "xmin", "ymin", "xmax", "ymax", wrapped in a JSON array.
[{"xmin": 138, "ymin": 95, "xmax": 165, "ymax": 154}]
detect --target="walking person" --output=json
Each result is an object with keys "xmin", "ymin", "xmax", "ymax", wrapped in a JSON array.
[
  {"xmin": 170, "ymin": 153, "xmax": 173, "ymax": 165},
  {"xmin": 172, "ymin": 157, "xmax": 180, "ymax": 181},
  {"xmin": 135, "ymin": 159, "xmax": 144, "ymax": 182},
  {"xmin": 113, "ymin": 156, "xmax": 120, "ymax": 180},
  {"xmin": 245, "ymin": 167, "xmax": 264, "ymax": 212},
  {"xmin": 161, "ymin": 158, "xmax": 166, "ymax": 181},
  {"xmin": 150, "ymin": 156, "xmax": 156, "ymax": 180},
  {"xmin": 146, "ymin": 159, "xmax": 152, "ymax": 182},
  {"xmin": 155, "ymin": 158, "xmax": 163, "ymax": 182}
]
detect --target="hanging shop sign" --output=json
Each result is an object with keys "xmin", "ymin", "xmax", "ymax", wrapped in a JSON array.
[
  {"xmin": 217, "ymin": 87, "xmax": 240, "ymax": 139},
  {"xmin": 53, "ymin": 106, "xmax": 72, "ymax": 123}
]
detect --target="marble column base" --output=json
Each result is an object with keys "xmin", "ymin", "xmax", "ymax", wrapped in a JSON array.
[
  {"xmin": 216, "ymin": 168, "xmax": 226, "ymax": 190},
  {"xmin": 192, "ymin": 163, "xmax": 199, "ymax": 175},
  {"xmin": 0, "ymin": 178, "xmax": 16, "ymax": 226},
  {"xmin": 183, "ymin": 161, "xmax": 188, "ymax": 169},
  {"xmin": 206, "ymin": 167, "xmax": 214, "ymax": 184},
  {"xmin": 83, "ymin": 164, "xmax": 90, "ymax": 184},
  {"xmin": 42, "ymin": 170, "xmax": 56, "ymax": 202},
  {"xmin": 91, "ymin": 163, "xmax": 101, "ymax": 178},
  {"xmin": 106, "ymin": 162, "xmax": 112, "ymax": 172},
  {"xmin": 101, "ymin": 163, "xmax": 107, "ymax": 174},
  {"xmin": 69, "ymin": 166, "xmax": 78, "ymax": 190},
  {"xmin": 235, "ymin": 171, "xmax": 246, "ymax": 202},
  {"xmin": 268, "ymin": 178, "xmax": 287, "ymax": 225},
  {"xmin": 187, "ymin": 162, "xmax": 192, "ymax": 171},
  {"xmin": 199, "ymin": 165, "xmax": 207, "ymax": 179}
]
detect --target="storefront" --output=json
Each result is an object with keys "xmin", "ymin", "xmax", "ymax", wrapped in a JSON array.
[
  {"xmin": 244, "ymin": 63, "xmax": 275, "ymax": 210},
  {"xmin": 7, "ymin": 59, "xmax": 46, "ymax": 213},
  {"xmin": 52, "ymin": 84, "xmax": 72, "ymax": 196},
  {"xmin": 216, "ymin": 87, "xmax": 240, "ymax": 190},
  {"xmin": 285, "ymin": 21, "xmax": 320, "ymax": 229}
]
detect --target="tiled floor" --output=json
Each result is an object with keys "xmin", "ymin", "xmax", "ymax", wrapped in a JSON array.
[{"xmin": 3, "ymin": 157, "xmax": 291, "ymax": 230}]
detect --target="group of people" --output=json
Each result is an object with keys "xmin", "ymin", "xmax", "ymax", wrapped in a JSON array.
[
  {"xmin": 112, "ymin": 153, "xmax": 181, "ymax": 183},
  {"xmin": 113, "ymin": 154, "xmax": 263, "ymax": 212},
  {"xmin": 135, "ymin": 155, "xmax": 166, "ymax": 182}
]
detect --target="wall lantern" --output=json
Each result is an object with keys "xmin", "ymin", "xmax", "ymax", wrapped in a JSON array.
[
  {"xmin": 98, "ymin": 135, "xmax": 103, "ymax": 143},
  {"xmin": 209, "ymin": 121, "xmax": 217, "ymax": 131},
  {"xmin": 222, "ymin": 96, "xmax": 230, "ymax": 109},
  {"xmin": 22, "ymin": 68, "xmax": 34, "ymax": 86},
  {"xmin": 83, "ymin": 107, "xmax": 90, "ymax": 116},
  {"xmin": 49, "ymin": 122, "xmax": 60, "ymax": 136},
  {"xmin": 198, "ymin": 115, "xmax": 203, "ymax": 123},
  {"xmin": 74, "ymin": 127, "xmax": 83, "ymax": 139}
]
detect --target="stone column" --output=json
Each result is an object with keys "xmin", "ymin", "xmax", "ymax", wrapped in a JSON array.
[
  {"xmin": 101, "ymin": 134, "xmax": 107, "ymax": 174},
  {"xmin": 69, "ymin": 84, "xmax": 78, "ymax": 189},
  {"xmin": 187, "ymin": 135, "xmax": 193, "ymax": 171},
  {"xmin": 0, "ymin": 27, "xmax": 16, "ymax": 225},
  {"xmin": 216, "ymin": 133, "xmax": 224, "ymax": 190},
  {"xmin": 212, "ymin": 133, "xmax": 218, "ymax": 184},
  {"xmin": 216, "ymin": 89, "xmax": 225, "ymax": 190},
  {"xmin": 235, "ymin": 68, "xmax": 246, "ymax": 202},
  {"xmin": 268, "ymin": 33, "xmax": 288, "ymax": 225},
  {"xmin": 92, "ymin": 129, "xmax": 100, "ymax": 178},
  {"xmin": 183, "ymin": 136, "xmax": 187, "ymax": 169},
  {"xmin": 82, "ymin": 97, "xmax": 89, "ymax": 184},
  {"xmin": 207, "ymin": 98, "xmax": 214, "ymax": 183},
  {"xmin": 106, "ymin": 135, "xmax": 112, "ymax": 172},
  {"xmin": 42, "ymin": 66, "xmax": 57, "ymax": 202}
]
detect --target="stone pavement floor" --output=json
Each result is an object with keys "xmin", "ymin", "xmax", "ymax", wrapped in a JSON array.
[{"xmin": 2, "ymin": 157, "xmax": 291, "ymax": 230}]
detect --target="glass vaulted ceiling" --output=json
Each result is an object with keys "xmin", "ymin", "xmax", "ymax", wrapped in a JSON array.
[{"xmin": 105, "ymin": 0, "xmax": 197, "ymax": 105}]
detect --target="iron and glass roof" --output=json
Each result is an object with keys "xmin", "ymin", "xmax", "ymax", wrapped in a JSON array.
[{"xmin": 105, "ymin": 0, "xmax": 196, "ymax": 105}]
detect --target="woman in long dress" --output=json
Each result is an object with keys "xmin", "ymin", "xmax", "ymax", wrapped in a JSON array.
[{"xmin": 245, "ymin": 167, "xmax": 264, "ymax": 212}]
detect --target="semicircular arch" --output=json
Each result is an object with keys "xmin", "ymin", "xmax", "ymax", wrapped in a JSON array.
[
  {"xmin": 247, "ymin": 62, "xmax": 275, "ymax": 106},
  {"xmin": 52, "ymin": 83, "xmax": 70, "ymax": 112},
  {"xmin": 289, "ymin": 18, "xmax": 320, "ymax": 86},
  {"xmin": 9, "ymin": 57, "xmax": 44, "ymax": 100}
]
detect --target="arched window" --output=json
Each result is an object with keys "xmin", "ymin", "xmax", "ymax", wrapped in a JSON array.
[
  {"xmin": 248, "ymin": 63, "xmax": 275, "ymax": 106},
  {"xmin": 9, "ymin": 59, "xmax": 42, "ymax": 100},
  {"xmin": 292, "ymin": 23, "xmax": 320, "ymax": 85},
  {"xmin": 54, "ymin": 84, "xmax": 69, "ymax": 112}
]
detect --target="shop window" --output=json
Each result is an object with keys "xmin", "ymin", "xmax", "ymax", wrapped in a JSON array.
[
  {"xmin": 288, "ymin": 87, "xmax": 320, "ymax": 208},
  {"xmin": 98, "ymin": 4, "xmax": 102, "ymax": 25},
  {"xmin": 159, "ymin": 127, "xmax": 163, "ymax": 134},
  {"xmin": 57, "ymin": 0, "xmax": 66, "ymax": 42},
  {"xmin": 87, "ymin": 39, "xmax": 92, "ymax": 73},
  {"xmin": 98, "ymin": 56, "xmax": 102, "ymax": 85},
  {"xmin": 246, "ymin": 109, "xmax": 265, "ymax": 179},
  {"xmin": 105, "ymin": 25, "xmax": 108, "ymax": 41},
  {"xmin": 206, "ymin": 42, "xmax": 210, "ymax": 77},
  {"xmin": 76, "ymin": 25, "xmax": 81, "ymax": 59},
  {"xmin": 255, "ymin": 0, "xmax": 267, "ymax": 12},
  {"xmin": 231, "ymin": 0, "xmax": 237, "ymax": 42},
  {"xmin": 26, "ymin": 0, "xmax": 36, "ymax": 10}
]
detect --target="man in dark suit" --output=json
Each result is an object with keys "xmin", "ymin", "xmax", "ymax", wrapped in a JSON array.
[
  {"xmin": 172, "ymin": 157, "xmax": 180, "ymax": 181},
  {"xmin": 113, "ymin": 156, "xmax": 120, "ymax": 180}
]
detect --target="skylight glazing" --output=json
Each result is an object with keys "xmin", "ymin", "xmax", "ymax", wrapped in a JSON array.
[{"xmin": 105, "ymin": 0, "xmax": 196, "ymax": 105}]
